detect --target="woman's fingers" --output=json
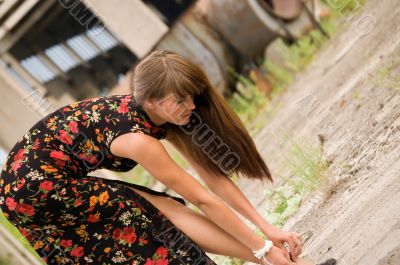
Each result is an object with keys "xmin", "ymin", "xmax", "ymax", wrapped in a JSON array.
[
  {"xmin": 294, "ymin": 237, "xmax": 303, "ymax": 255},
  {"xmin": 281, "ymin": 247, "xmax": 292, "ymax": 261},
  {"xmin": 286, "ymin": 236, "xmax": 298, "ymax": 259}
]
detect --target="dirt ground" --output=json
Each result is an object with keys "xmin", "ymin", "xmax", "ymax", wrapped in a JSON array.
[{"xmin": 240, "ymin": 0, "xmax": 400, "ymax": 264}]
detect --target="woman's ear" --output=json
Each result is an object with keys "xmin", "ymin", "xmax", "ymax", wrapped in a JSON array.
[{"xmin": 145, "ymin": 99, "xmax": 156, "ymax": 111}]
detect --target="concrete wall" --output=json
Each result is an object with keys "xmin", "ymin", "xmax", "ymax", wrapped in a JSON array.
[
  {"xmin": 82, "ymin": 0, "xmax": 168, "ymax": 58},
  {"xmin": 0, "ymin": 69, "xmax": 40, "ymax": 151}
]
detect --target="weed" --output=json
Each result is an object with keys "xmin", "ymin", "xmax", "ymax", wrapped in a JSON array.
[
  {"xmin": 261, "ymin": 135, "xmax": 329, "ymax": 227},
  {"xmin": 370, "ymin": 59, "xmax": 400, "ymax": 90}
]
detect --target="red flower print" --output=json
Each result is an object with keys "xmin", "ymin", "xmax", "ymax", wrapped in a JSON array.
[
  {"xmin": 144, "ymin": 258, "xmax": 154, "ymax": 265},
  {"xmin": 88, "ymin": 213, "xmax": 99, "ymax": 223},
  {"xmin": 32, "ymin": 138, "xmax": 40, "ymax": 150},
  {"xmin": 39, "ymin": 181, "xmax": 53, "ymax": 191},
  {"xmin": 86, "ymin": 155, "xmax": 98, "ymax": 164},
  {"xmin": 59, "ymin": 130, "xmax": 73, "ymax": 145},
  {"xmin": 13, "ymin": 149, "xmax": 26, "ymax": 171},
  {"xmin": 70, "ymin": 246, "xmax": 84, "ymax": 257},
  {"xmin": 156, "ymin": 246, "xmax": 168, "ymax": 259},
  {"xmin": 113, "ymin": 228, "xmax": 122, "ymax": 241},
  {"xmin": 68, "ymin": 121, "xmax": 78, "ymax": 134},
  {"xmin": 6, "ymin": 197, "xmax": 17, "ymax": 211},
  {"xmin": 74, "ymin": 199, "xmax": 82, "ymax": 207},
  {"xmin": 139, "ymin": 237, "xmax": 148, "ymax": 244},
  {"xmin": 60, "ymin": 239, "xmax": 73, "ymax": 248},
  {"xmin": 143, "ymin": 121, "xmax": 151, "ymax": 128},
  {"xmin": 14, "ymin": 149, "xmax": 26, "ymax": 161},
  {"xmin": 136, "ymin": 117, "xmax": 141, "ymax": 123},
  {"xmin": 78, "ymin": 153, "xmax": 98, "ymax": 165},
  {"xmin": 118, "ymin": 102, "xmax": 129, "ymax": 114},
  {"xmin": 17, "ymin": 178, "xmax": 26, "ymax": 189},
  {"xmin": 155, "ymin": 258, "xmax": 168, "ymax": 265},
  {"xmin": 19, "ymin": 227, "xmax": 33, "ymax": 241},
  {"xmin": 122, "ymin": 227, "xmax": 137, "ymax": 244},
  {"xmin": 11, "ymin": 161, "xmax": 22, "ymax": 171},
  {"xmin": 16, "ymin": 203, "xmax": 35, "ymax": 216},
  {"xmin": 50, "ymin": 151, "xmax": 69, "ymax": 161}
]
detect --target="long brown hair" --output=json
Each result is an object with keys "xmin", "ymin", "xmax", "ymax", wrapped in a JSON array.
[{"xmin": 130, "ymin": 50, "xmax": 272, "ymax": 183}]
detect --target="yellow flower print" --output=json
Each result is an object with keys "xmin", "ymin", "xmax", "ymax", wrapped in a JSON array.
[
  {"xmin": 5, "ymin": 184, "xmax": 10, "ymax": 194},
  {"xmin": 99, "ymin": 191, "xmax": 109, "ymax": 205},
  {"xmin": 34, "ymin": 241, "xmax": 44, "ymax": 250},
  {"xmin": 40, "ymin": 165, "xmax": 58, "ymax": 174},
  {"xmin": 76, "ymin": 224, "xmax": 87, "ymax": 236},
  {"xmin": 85, "ymin": 140, "xmax": 92, "ymax": 149},
  {"xmin": 104, "ymin": 247, "xmax": 111, "ymax": 253},
  {"xmin": 90, "ymin": 196, "xmax": 98, "ymax": 207}
]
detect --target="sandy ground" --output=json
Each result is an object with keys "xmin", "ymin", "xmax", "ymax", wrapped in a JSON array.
[{"xmin": 240, "ymin": 0, "xmax": 400, "ymax": 264}]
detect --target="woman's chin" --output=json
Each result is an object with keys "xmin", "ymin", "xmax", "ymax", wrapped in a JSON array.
[{"xmin": 173, "ymin": 116, "xmax": 191, "ymax": 125}]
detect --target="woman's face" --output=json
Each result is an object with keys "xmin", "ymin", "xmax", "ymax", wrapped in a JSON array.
[{"xmin": 153, "ymin": 92, "xmax": 196, "ymax": 125}]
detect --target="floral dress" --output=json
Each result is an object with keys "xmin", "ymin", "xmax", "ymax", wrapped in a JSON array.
[{"xmin": 0, "ymin": 94, "xmax": 216, "ymax": 265}]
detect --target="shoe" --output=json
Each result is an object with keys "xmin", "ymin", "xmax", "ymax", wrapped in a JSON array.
[{"xmin": 317, "ymin": 258, "xmax": 337, "ymax": 265}]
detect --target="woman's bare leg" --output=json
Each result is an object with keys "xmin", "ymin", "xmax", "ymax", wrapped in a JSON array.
[{"xmin": 128, "ymin": 187, "xmax": 262, "ymax": 263}]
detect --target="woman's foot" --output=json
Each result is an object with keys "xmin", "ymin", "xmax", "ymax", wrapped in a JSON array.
[{"xmin": 317, "ymin": 258, "xmax": 337, "ymax": 265}]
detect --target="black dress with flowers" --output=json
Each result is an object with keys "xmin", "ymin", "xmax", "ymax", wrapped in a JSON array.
[{"xmin": 0, "ymin": 94, "xmax": 216, "ymax": 265}]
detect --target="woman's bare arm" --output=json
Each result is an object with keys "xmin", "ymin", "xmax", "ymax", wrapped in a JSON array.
[
  {"xmin": 110, "ymin": 132, "xmax": 266, "ymax": 251},
  {"xmin": 174, "ymin": 146, "xmax": 304, "ymax": 259},
  {"xmin": 175, "ymin": 145, "xmax": 274, "ymax": 232}
]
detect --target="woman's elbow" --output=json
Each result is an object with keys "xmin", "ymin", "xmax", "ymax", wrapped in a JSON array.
[{"xmin": 196, "ymin": 193, "xmax": 219, "ymax": 211}]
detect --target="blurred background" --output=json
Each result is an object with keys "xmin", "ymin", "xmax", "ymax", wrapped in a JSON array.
[{"xmin": 2, "ymin": 0, "xmax": 398, "ymax": 265}]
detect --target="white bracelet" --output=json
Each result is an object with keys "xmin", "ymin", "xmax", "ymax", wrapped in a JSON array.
[{"xmin": 252, "ymin": 239, "xmax": 273, "ymax": 259}]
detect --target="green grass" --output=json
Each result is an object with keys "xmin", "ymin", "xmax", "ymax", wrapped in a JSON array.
[
  {"xmin": 209, "ymin": 255, "xmax": 245, "ymax": 265},
  {"xmin": 0, "ymin": 213, "xmax": 44, "ymax": 263},
  {"xmin": 265, "ymin": 15, "xmax": 336, "ymax": 75},
  {"xmin": 282, "ymin": 136, "xmax": 329, "ymax": 194},
  {"xmin": 227, "ymin": 69, "xmax": 269, "ymax": 125},
  {"xmin": 322, "ymin": 0, "xmax": 368, "ymax": 15},
  {"xmin": 370, "ymin": 58, "xmax": 400, "ymax": 90},
  {"xmin": 226, "ymin": 14, "xmax": 337, "ymax": 139},
  {"xmin": 261, "ymin": 134, "xmax": 329, "ymax": 228},
  {"xmin": 0, "ymin": 255, "xmax": 10, "ymax": 265}
]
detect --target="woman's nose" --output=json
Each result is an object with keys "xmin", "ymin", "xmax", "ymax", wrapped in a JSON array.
[{"xmin": 186, "ymin": 97, "xmax": 195, "ymax": 110}]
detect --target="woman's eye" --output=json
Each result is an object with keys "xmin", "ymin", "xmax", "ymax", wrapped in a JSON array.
[{"xmin": 176, "ymin": 95, "xmax": 192, "ymax": 104}]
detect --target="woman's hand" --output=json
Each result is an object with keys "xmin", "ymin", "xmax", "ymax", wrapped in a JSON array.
[
  {"xmin": 262, "ymin": 246, "xmax": 297, "ymax": 265},
  {"xmin": 261, "ymin": 225, "xmax": 303, "ymax": 260}
]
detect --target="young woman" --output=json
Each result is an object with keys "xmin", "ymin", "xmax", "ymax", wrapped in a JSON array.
[{"xmin": 0, "ymin": 50, "xmax": 335, "ymax": 265}]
